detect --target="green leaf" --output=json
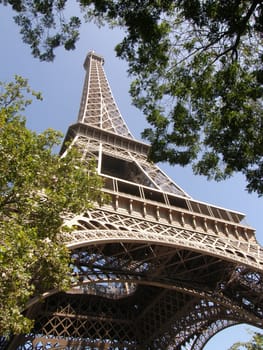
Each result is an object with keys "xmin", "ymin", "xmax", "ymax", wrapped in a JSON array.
[{"xmin": 0, "ymin": 76, "xmax": 105, "ymax": 335}]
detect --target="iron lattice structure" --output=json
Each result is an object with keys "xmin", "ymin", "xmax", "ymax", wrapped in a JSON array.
[{"xmin": 5, "ymin": 52, "xmax": 263, "ymax": 350}]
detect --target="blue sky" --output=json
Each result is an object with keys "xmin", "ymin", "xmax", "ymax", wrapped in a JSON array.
[{"xmin": 1, "ymin": 3, "xmax": 262, "ymax": 349}]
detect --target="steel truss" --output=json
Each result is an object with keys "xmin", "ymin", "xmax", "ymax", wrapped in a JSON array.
[{"xmin": 4, "ymin": 52, "xmax": 263, "ymax": 350}]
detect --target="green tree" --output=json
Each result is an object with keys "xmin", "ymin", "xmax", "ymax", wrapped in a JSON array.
[
  {"xmin": 229, "ymin": 332, "xmax": 263, "ymax": 349},
  {"xmin": 1, "ymin": 0, "xmax": 263, "ymax": 195},
  {"xmin": 0, "ymin": 76, "xmax": 105, "ymax": 336}
]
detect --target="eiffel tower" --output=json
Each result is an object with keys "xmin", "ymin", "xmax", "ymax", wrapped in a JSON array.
[{"xmin": 6, "ymin": 52, "xmax": 263, "ymax": 349}]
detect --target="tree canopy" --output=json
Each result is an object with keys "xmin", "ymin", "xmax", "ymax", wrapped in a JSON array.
[
  {"xmin": 229, "ymin": 332, "xmax": 263, "ymax": 350},
  {"xmin": 0, "ymin": 76, "xmax": 105, "ymax": 336},
  {"xmin": 1, "ymin": 0, "xmax": 263, "ymax": 195}
]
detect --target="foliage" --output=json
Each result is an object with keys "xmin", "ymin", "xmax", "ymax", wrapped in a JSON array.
[
  {"xmin": 0, "ymin": 0, "xmax": 81, "ymax": 61},
  {"xmin": 229, "ymin": 332, "xmax": 263, "ymax": 350},
  {"xmin": 83, "ymin": 0, "xmax": 263, "ymax": 195},
  {"xmin": 1, "ymin": 1, "xmax": 263, "ymax": 195},
  {"xmin": 0, "ymin": 76, "xmax": 105, "ymax": 335}
]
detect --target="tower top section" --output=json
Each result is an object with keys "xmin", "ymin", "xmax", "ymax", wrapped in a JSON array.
[
  {"xmin": 77, "ymin": 51, "xmax": 133, "ymax": 138},
  {"xmin": 84, "ymin": 51, "xmax": 104, "ymax": 68}
]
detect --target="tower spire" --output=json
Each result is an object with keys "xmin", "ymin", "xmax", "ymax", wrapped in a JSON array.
[
  {"xmin": 77, "ymin": 51, "xmax": 133, "ymax": 138},
  {"xmin": 63, "ymin": 51, "xmax": 189, "ymax": 197}
]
